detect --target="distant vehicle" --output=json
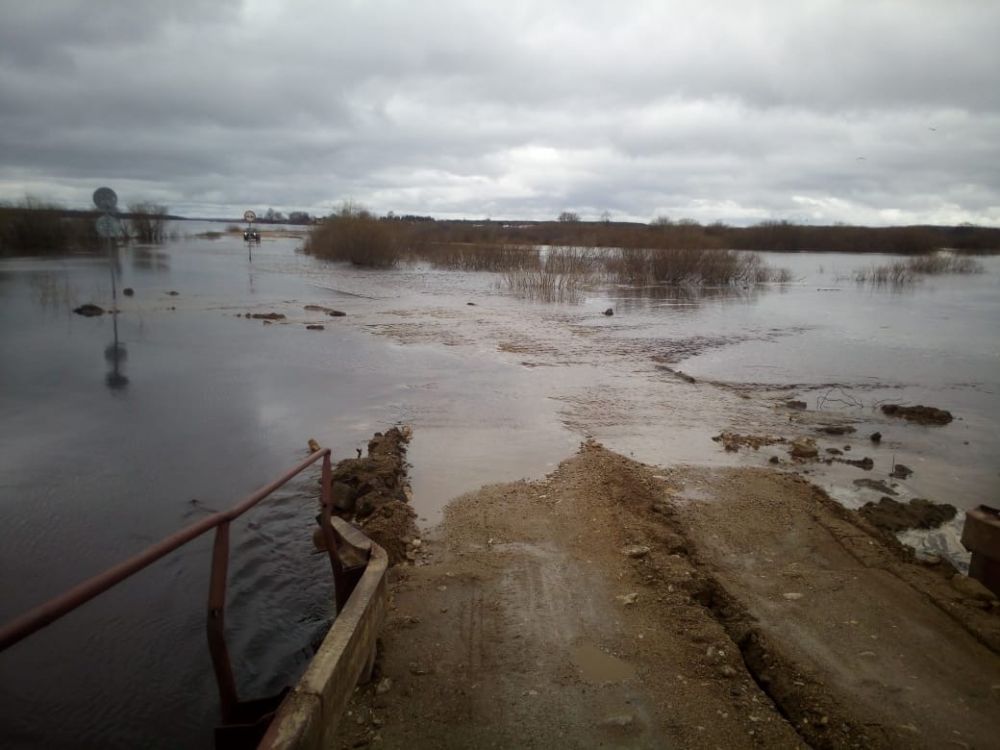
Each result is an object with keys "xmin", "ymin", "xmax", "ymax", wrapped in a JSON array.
[{"xmin": 244, "ymin": 228, "xmax": 260, "ymax": 242}]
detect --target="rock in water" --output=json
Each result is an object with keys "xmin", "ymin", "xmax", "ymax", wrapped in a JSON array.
[
  {"xmin": 840, "ymin": 456, "xmax": 874, "ymax": 470},
  {"xmin": 331, "ymin": 481, "xmax": 357, "ymax": 512},
  {"xmin": 603, "ymin": 308, "xmax": 614, "ymax": 316},
  {"xmin": 881, "ymin": 404, "xmax": 953, "ymax": 425},
  {"xmin": 304, "ymin": 304, "xmax": 346, "ymax": 317},
  {"xmin": 73, "ymin": 303, "xmax": 105, "ymax": 317},
  {"xmin": 819, "ymin": 425, "xmax": 856, "ymax": 436},
  {"xmin": 859, "ymin": 497, "xmax": 957, "ymax": 533},
  {"xmin": 788, "ymin": 437, "xmax": 818, "ymax": 459},
  {"xmin": 890, "ymin": 463, "xmax": 913, "ymax": 479}
]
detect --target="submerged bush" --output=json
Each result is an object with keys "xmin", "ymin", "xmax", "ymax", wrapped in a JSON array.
[
  {"xmin": 905, "ymin": 254, "xmax": 983, "ymax": 275},
  {"xmin": 127, "ymin": 202, "xmax": 169, "ymax": 244},
  {"xmin": 414, "ymin": 242, "xmax": 540, "ymax": 271},
  {"xmin": 543, "ymin": 246, "xmax": 603, "ymax": 275},
  {"xmin": 500, "ymin": 268, "xmax": 587, "ymax": 303},
  {"xmin": 304, "ymin": 204, "xmax": 402, "ymax": 267},
  {"xmin": 852, "ymin": 262, "xmax": 913, "ymax": 286},
  {"xmin": 852, "ymin": 253, "xmax": 984, "ymax": 286},
  {"xmin": 0, "ymin": 198, "xmax": 100, "ymax": 255},
  {"xmin": 607, "ymin": 247, "xmax": 790, "ymax": 286}
]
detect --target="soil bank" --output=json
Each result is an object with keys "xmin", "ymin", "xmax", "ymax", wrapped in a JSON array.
[{"xmin": 336, "ymin": 444, "xmax": 1000, "ymax": 749}]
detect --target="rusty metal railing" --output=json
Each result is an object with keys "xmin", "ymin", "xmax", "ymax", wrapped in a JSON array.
[{"xmin": 0, "ymin": 446, "xmax": 358, "ymax": 729}]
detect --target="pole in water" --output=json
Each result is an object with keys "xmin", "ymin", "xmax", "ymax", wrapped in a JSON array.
[
  {"xmin": 94, "ymin": 187, "xmax": 128, "ymax": 390},
  {"xmin": 243, "ymin": 209, "xmax": 257, "ymax": 261}
]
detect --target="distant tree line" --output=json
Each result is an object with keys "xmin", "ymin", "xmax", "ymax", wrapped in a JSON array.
[
  {"xmin": 256, "ymin": 208, "xmax": 314, "ymax": 225},
  {"xmin": 305, "ymin": 200, "xmax": 1000, "ymax": 270},
  {"xmin": 345, "ymin": 214, "xmax": 1000, "ymax": 255}
]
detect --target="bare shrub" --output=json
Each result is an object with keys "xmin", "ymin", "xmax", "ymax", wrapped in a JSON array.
[
  {"xmin": 852, "ymin": 262, "xmax": 913, "ymax": 286},
  {"xmin": 736, "ymin": 252, "xmax": 795, "ymax": 283},
  {"xmin": 606, "ymin": 247, "xmax": 789, "ymax": 286},
  {"xmin": 500, "ymin": 269, "xmax": 587, "ymax": 303},
  {"xmin": 607, "ymin": 248, "xmax": 654, "ymax": 285},
  {"xmin": 304, "ymin": 203, "xmax": 401, "ymax": 267},
  {"xmin": 852, "ymin": 253, "xmax": 984, "ymax": 286},
  {"xmin": 905, "ymin": 254, "xmax": 983, "ymax": 274},
  {"xmin": 127, "ymin": 202, "xmax": 168, "ymax": 243},
  {"xmin": 543, "ymin": 246, "xmax": 604, "ymax": 275},
  {"xmin": 413, "ymin": 242, "xmax": 540, "ymax": 271}
]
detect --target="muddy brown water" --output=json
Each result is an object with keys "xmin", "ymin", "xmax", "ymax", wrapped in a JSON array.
[
  {"xmin": 571, "ymin": 642, "xmax": 636, "ymax": 684},
  {"xmin": 1, "ymin": 225, "xmax": 998, "ymax": 747}
]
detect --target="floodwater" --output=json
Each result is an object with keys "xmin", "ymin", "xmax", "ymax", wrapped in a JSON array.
[{"xmin": 1, "ymin": 226, "xmax": 998, "ymax": 747}]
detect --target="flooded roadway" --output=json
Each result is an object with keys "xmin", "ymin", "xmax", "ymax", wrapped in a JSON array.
[{"xmin": 1, "ymin": 226, "xmax": 998, "ymax": 747}]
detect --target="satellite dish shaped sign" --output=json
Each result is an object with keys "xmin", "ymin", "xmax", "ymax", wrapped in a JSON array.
[
  {"xmin": 93, "ymin": 187, "xmax": 118, "ymax": 213},
  {"xmin": 243, "ymin": 210, "xmax": 257, "ymax": 223}
]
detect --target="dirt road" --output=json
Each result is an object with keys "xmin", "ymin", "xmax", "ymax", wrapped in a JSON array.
[{"xmin": 336, "ymin": 443, "xmax": 1000, "ymax": 749}]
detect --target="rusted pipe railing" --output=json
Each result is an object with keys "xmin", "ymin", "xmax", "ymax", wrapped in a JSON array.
[{"xmin": 0, "ymin": 447, "xmax": 349, "ymax": 725}]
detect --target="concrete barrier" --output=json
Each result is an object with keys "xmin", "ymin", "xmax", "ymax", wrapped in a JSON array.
[
  {"xmin": 259, "ymin": 535, "xmax": 388, "ymax": 750},
  {"xmin": 962, "ymin": 504, "xmax": 1000, "ymax": 597}
]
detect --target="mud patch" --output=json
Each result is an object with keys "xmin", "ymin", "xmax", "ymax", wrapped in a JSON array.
[
  {"xmin": 571, "ymin": 642, "xmax": 635, "ymax": 684},
  {"xmin": 859, "ymin": 497, "xmax": 958, "ymax": 534},
  {"xmin": 712, "ymin": 432, "xmax": 785, "ymax": 452},
  {"xmin": 314, "ymin": 426, "xmax": 418, "ymax": 565},
  {"xmin": 881, "ymin": 403, "xmax": 953, "ymax": 425}
]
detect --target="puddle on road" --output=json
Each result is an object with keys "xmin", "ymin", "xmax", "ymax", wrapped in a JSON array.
[{"xmin": 572, "ymin": 642, "xmax": 636, "ymax": 684}]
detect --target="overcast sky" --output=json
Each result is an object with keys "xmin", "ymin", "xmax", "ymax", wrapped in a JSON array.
[{"xmin": 1, "ymin": 1, "xmax": 998, "ymax": 224}]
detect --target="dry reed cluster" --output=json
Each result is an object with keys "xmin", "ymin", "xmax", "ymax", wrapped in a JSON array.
[{"xmin": 852, "ymin": 253, "xmax": 984, "ymax": 286}]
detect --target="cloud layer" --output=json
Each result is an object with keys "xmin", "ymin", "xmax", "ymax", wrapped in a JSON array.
[{"xmin": 1, "ymin": 0, "xmax": 998, "ymax": 224}]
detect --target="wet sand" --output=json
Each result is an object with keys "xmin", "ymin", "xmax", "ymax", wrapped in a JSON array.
[{"xmin": 336, "ymin": 444, "xmax": 1000, "ymax": 749}]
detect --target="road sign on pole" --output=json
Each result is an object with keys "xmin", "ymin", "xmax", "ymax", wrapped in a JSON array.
[{"xmin": 93, "ymin": 187, "xmax": 118, "ymax": 213}]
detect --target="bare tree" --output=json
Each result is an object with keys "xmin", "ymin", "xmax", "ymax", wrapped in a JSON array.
[
  {"xmin": 558, "ymin": 210, "xmax": 580, "ymax": 223},
  {"xmin": 127, "ymin": 202, "xmax": 168, "ymax": 243}
]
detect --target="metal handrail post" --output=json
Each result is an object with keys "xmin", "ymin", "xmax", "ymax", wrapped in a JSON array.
[
  {"xmin": 318, "ymin": 452, "xmax": 349, "ymax": 609},
  {"xmin": 206, "ymin": 521, "xmax": 239, "ymax": 722}
]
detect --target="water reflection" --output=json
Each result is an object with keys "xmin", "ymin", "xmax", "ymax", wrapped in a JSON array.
[
  {"xmin": 132, "ymin": 247, "xmax": 170, "ymax": 272},
  {"xmin": 104, "ymin": 321, "xmax": 128, "ymax": 391},
  {"xmin": 28, "ymin": 271, "xmax": 78, "ymax": 311},
  {"xmin": 604, "ymin": 282, "xmax": 766, "ymax": 313},
  {"xmin": 105, "ymin": 243, "xmax": 129, "ymax": 391}
]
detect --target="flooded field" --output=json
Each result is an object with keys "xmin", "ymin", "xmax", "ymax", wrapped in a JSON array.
[{"xmin": 1, "ymin": 225, "xmax": 998, "ymax": 747}]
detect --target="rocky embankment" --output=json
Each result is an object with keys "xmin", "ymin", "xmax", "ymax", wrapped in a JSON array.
[{"xmin": 314, "ymin": 426, "xmax": 419, "ymax": 565}]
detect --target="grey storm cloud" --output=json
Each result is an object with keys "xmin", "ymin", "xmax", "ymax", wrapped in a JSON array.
[{"xmin": 1, "ymin": 0, "xmax": 998, "ymax": 224}]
